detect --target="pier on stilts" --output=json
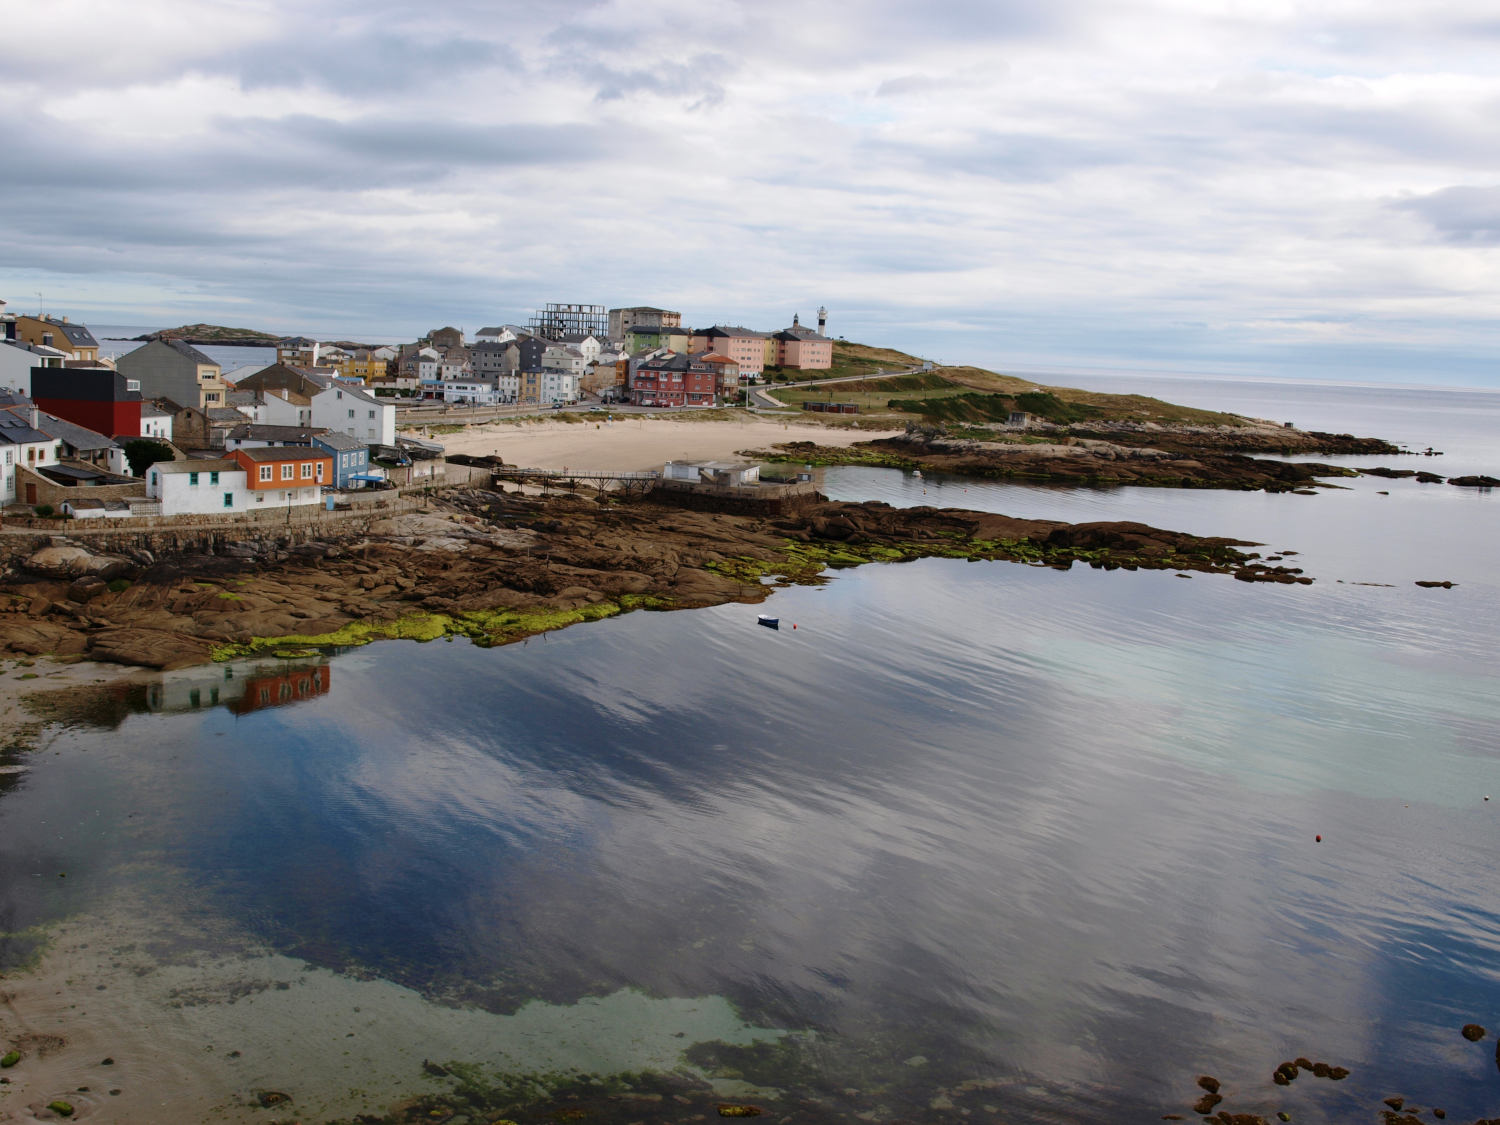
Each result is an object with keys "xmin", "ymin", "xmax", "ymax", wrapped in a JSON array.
[{"xmin": 490, "ymin": 467, "xmax": 661, "ymax": 496}]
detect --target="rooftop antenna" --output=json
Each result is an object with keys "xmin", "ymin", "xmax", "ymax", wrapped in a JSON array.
[{"xmin": 36, "ymin": 292, "xmax": 44, "ymax": 316}]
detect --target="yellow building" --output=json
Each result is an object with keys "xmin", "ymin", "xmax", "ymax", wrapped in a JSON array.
[{"xmin": 12, "ymin": 315, "xmax": 99, "ymax": 363}]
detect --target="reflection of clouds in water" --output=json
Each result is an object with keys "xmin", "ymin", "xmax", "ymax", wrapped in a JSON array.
[{"xmin": 5, "ymin": 480, "xmax": 1499, "ymax": 1118}]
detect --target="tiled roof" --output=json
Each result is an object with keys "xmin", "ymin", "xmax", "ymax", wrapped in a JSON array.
[
  {"xmin": 1, "ymin": 339, "xmax": 69, "ymax": 359},
  {"xmin": 226, "ymin": 424, "xmax": 326, "ymax": 442},
  {"xmin": 164, "ymin": 339, "xmax": 220, "ymax": 366},
  {"xmin": 232, "ymin": 445, "xmax": 330, "ymax": 462},
  {"xmin": 312, "ymin": 431, "xmax": 366, "ymax": 451},
  {"xmin": 29, "ymin": 318, "xmax": 100, "ymax": 349},
  {"xmin": 0, "ymin": 409, "xmax": 52, "ymax": 445},
  {"xmin": 34, "ymin": 410, "xmax": 118, "ymax": 451},
  {"xmin": 700, "ymin": 325, "xmax": 768, "ymax": 339}
]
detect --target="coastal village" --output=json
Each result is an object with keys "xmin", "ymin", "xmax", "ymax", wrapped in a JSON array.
[
  {"xmin": 0, "ymin": 292, "xmax": 1446, "ymax": 677},
  {"xmin": 0, "ymin": 298, "xmax": 835, "ymax": 522}
]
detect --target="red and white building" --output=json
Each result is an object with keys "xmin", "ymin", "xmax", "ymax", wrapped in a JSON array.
[
  {"xmin": 230, "ymin": 446, "xmax": 333, "ymax": 510},
  {"xmin": 628, "ymin": 353, "xmax": 718, "ymax": 408}
]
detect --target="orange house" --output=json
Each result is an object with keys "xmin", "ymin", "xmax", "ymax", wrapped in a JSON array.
[{"xmin": 229, "ymin": 446, "xmax": 333, "ymax": 508}]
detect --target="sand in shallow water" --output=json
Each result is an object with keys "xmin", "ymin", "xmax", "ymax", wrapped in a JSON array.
[{"xmin": 0, "ymin": 896, "xmax": 787, "ymax": 1123}]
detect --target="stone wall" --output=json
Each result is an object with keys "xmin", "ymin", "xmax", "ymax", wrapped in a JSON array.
[
  {"xmin": 15, "ymin": 464, "xmax": 147, "ymax": 510},
  {"xmin": 650, "ymin": 479, "xmax": 821, "ymax": 516},
  {"xmin": 0, "ymin": 499, "xmax": 425, "ymax": 569}
]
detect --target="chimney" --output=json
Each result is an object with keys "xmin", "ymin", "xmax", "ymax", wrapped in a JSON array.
[{"xmin": 30, "ymin": 405, "xmax": 40, "ymax": 429}]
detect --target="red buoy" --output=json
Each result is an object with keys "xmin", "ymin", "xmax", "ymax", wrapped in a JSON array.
[{"xmin": 1315, "ymin": 835, "xmax": 1322, "ymax": 843}]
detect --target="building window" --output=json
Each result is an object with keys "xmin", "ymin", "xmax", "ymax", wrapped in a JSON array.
[
  {"xmin": 301, "ymin": 463, "xmax": 313, "ymax": 479},
  {"xmin": 368, "ymin": 409, "xmax": 375, "ymax": 418},
  {"xmin": 223, "ymin": 493, "xmax": 233, "ymax": 508},
  {"xmin": 259, "ymin": 465, "xmax": 272, "ymax": 482},
  {"xmin": 189, "ymin": 471, "xmax": 199, "ymax": 485},
  {"xmin": 210, "ymin": 471, "xmax": 219, "ymax": 485},
  {"xmin": 281, "ymin": 464, "xmax": 294, "ymax": 481},
  {"xmin": 256, "ymin": 494, "xmax": 264, "ymax": 504},
  {"xmin": 348, "ymin": 409, "xmax": 355, "ymax": 418}
]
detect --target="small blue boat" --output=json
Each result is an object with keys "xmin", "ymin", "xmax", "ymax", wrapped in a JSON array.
[{"xmin": 757, "ymin": 615, "xmax": 780, "ymax": 630}]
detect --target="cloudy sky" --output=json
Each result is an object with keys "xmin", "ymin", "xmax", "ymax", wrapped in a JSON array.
[{"xmin": 6, "ymin": 0, "xmax": 1500, "ymax": 384}]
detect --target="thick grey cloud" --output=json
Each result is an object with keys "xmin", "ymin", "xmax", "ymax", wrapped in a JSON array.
[
  {"xmin": 3, "ymin": 0, "xmax": 1499, "ymax": 384},
  {"xmin": 1395, "ymin": 186, "xmax": 1500, "ymax": 245}
]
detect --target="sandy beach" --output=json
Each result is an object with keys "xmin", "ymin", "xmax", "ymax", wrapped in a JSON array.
[{"xmin": 423, "ymin": 414, "xmax": 903, "ymax": 473}]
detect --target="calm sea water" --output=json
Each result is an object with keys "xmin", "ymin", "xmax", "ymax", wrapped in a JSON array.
[{"xmin": 2, "ymin": 378, "xmax": 1498, "ymax": 1122}]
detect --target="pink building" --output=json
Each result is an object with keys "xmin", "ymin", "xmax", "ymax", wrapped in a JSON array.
[
  {"xmin": 772, "ymin": 315, "xmax": 833, "ymax": 370},
  {"xmin": 687, "ymin": 327, "xmax": 768, "ymax": 377}
]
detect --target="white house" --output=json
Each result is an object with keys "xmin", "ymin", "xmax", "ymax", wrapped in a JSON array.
[
  {"xmin": 258, "ymin": 388, "xmax": 314, "ymax": 429},
  {"xmin": 538, "ymin": 371, "xmax": 580, "ymax": 404},
  {"xmin": 0, "ymin": 339, "xmax": 68, "ymax": 397},
  {"xmin": 145, "ymin": 458, "xmax": 250, "ymax": 516},
  {"xmin": 542, "ymin": 343, "xmax": 589, "ymax": 378},
  {"xmin": 311, "ymin": 379, "xmax": 396, "ymax": 445},
  {"xmin": 415, "ymin": 348, "xmax": 441, "ymax": 381},
  {"xmin": 234, "ymin": 366, "xmax": 396, "ymax": 446},
  {"xmin": 439, "ymin": 379, "xmax": 501, "ymax": 405},
  {"xmin": 140, "ymin": 403, "xmax": 173, "ymax": 442},
  {"xmin": 662, "ymin": 460, "xmax": 760, "ymax": 485},
  {"xmin": 61, "ymin": 499, "xmax": 135, "ymax": 520},
  {"xmin": 474, "ymin": 325, "xmax": 521, "ymax": 345},
  {"xmin": 0, "ymin": 402, "xmax": 63, "ymax": 506}
]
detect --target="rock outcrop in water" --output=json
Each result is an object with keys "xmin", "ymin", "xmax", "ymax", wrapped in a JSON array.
[{"xmin": 748, "ymin": 434, "xmax": 1363, "ymax": 492}]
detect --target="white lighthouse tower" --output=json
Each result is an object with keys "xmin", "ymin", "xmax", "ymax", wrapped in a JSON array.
[{"xmin": 817, "ymin": 306, "xmax": 828, "ymax": 336}]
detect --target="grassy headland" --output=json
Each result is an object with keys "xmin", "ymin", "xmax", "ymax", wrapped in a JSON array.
[{"xmin": 136, "ymin": 323, "xmax": 283, "ymax": 345}]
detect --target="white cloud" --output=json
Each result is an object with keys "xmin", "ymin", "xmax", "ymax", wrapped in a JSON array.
[{"xmin": 3, "ymin": 0, "xmax": 1499, "ymax": 383}]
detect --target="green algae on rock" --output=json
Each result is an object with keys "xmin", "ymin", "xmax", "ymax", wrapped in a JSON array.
[{"xmin": 210, "ymin": 596, "xmax": 677, "ymax": 663}]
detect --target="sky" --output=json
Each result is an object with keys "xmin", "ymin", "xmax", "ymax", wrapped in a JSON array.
[{"xmin": 5, "ymin": 0, "xmax": 1500, "ymax": 386}]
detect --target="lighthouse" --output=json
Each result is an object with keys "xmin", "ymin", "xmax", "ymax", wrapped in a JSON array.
[{"xmin": 817, "ymin": 306, "xmax": 828, "ymax": 336}]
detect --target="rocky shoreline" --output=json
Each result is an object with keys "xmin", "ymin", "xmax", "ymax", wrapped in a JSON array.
[{"xmin": 0, "ymin": 488, "xmax": 1309, "ymax": 673}]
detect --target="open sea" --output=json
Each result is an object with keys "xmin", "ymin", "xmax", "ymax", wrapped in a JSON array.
[{"xmin": 2, "ymin": 375, "xmax": 1498, "ymax": 1123}]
